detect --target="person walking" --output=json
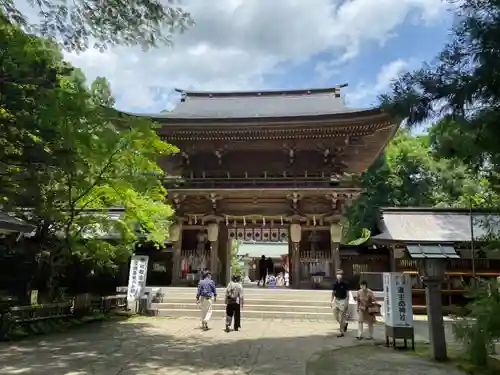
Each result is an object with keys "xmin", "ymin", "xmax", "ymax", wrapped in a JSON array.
[
  {"xmin": 257, "ymin": 255, "xmax": 267, "ymax": 287},
  {"xmin": 266, "ymin": 256, "xmax": 274, "ymax": 277},
  {"xmin": 330, "ymin": 269, "xmax": 349, "ymax": 337},
  {"xmin": 225, "ymin": 274, "xmax": 244, "ymax": 332},
  {"xmin": 196, "ymin": 270, "xmax": 217, "ymax": 331},
  {"xmin": 356, "ymin": 280, "xmax": 376, "ymax": 340}
]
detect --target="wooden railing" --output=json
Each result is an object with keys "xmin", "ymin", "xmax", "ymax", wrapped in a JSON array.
[{"xmin": 0, "ymin": 294, "xmax": 127, "ymax": 340}]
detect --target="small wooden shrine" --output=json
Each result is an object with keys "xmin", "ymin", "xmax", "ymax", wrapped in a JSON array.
[
  {"xmin": 129, "ymin": 85, "xmax": 398, "ymax": 287},
  {"xmin": 372, "ymin": 207, "xmax": 500, "ymax": 311}
]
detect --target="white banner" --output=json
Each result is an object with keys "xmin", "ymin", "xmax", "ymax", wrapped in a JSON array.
[
  {"xmin": 383, "ymin": 272, "xmax": 413, "ymax": 328},
  {"xmin": 127, "ymin": 255, "xmax": 149, "ymax": 301}
]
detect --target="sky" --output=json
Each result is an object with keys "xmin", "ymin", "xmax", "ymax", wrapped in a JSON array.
[{"xmin": 31, "ymin": 0, "xmax": 456, "ymax": 114}]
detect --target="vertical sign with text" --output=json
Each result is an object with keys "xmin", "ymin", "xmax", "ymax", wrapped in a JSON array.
[
  {"xmin": 127, "ymin": 255, "xmax": 149, "ymax": 301},
  {"xmin": 383, "ymin": 272, "xmax": 413, "ymax": 328}
]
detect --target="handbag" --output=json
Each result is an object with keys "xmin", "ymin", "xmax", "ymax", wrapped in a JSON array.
[{"xmin": 367, "ymin": 303, "xmax": 381, "ymax": 315}]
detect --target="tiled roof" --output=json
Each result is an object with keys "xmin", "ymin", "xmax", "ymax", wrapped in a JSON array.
[
  {"xmin": 373, "ymin": 207, "xmax": 500, "ymax": 243},
  {"xmin": 127, "ymin": 86, "xmax": 381, "ymax": 120},
  {"xmin": 0, "ymin": 212, "xmax": 35, "ymax": 233}
]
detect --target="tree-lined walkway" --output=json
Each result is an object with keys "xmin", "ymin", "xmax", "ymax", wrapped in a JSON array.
[{"xmin": 0, "ymin": 317, "xmax": 463, "ymax": 375}]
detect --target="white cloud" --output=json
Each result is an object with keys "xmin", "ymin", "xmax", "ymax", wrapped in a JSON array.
[
  {"xmin": 59, "ymin": 0, "xmax": 447, "ymax": 111},
  {"xmin": 346, "ymin": 59, "xmax": 414, "ymax": 106}
]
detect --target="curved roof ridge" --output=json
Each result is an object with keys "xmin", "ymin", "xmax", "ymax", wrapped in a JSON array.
[{"xmin": 174, "ymin": 84, "xmax": 348, "ymax": 98}]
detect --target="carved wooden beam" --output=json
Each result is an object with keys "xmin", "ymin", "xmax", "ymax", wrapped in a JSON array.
[
  {"xmin": 286, "ymin": 191, "xmax": 301, "ymax": 213},
  {"xmin": 206, "ymin": 192, "xmax": 223, "ymax": 213},
  {"xmin": 170, "ymin": 193, "xmax": 186, "ymax": 211}
]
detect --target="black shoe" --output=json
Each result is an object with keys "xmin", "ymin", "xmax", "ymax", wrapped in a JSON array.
[
  {"xmin": 225, "ymin": 324, "xmax": 230, "ymax": 332},
  {"xmin": 356, "ymin": 336, "xmax": 362, "ymax": 340},
  {"xmin": 337, "ymin": 333, "xmax": 344, "ymax": 337}
]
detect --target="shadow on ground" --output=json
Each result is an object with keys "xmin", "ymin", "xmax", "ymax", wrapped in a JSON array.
[{"xmin": 0, "ymin": 318, "xmax": 457, "ymax": 375}]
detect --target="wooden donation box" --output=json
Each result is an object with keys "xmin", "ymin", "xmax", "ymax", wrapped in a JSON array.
[{"xmin": 383, "ymin": 272, "xmax": 415, "ymax": 349}]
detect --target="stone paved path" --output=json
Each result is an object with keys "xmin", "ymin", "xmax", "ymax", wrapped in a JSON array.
[
  {"xmin": 0, "ymin": 317, "xmax": 463, "ymax": 375},
  {"xmin": 307, "ymin": 345, "xmax": 466, "ymax": 375}
]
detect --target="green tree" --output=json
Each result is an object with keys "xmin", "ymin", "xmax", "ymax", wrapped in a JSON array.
[
  {"xmin": 380, "ymin": 0, "xmax": 500, "ymax": 181},
  {"xmin": 230, "ymin": 240, "xmax": 243, "ymax": 278},
  {"xmin": 0, "ymin": 0, "xmax": 193, "ymax": 51},
  {"xmin": 0, "ymin": 18, "xmax": 177, "ymax": 266},
  {"xmin": 378, "ymin": 1, "xmax": 500, "ymax": 364},
  {"xmin": 343, "ymin": 128, "xmax": 494, "ymax": 242}
]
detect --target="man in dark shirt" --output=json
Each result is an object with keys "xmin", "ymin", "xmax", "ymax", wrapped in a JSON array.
[
  {"xmin": 258, "ymin": 255, "xmax": 267, "ymax": 287},
  {"xmin": 196, "ymin": 270, "xmax": 217, "ymax": 330},
  {"xmin": 330, "ymin": 269, "xmax": 349, "ymax": 337}
]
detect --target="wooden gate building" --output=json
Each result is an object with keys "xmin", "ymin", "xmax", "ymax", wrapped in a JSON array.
[{"xmin": 129, "ymin": 85, "xmax": 398, "ymax": 287}]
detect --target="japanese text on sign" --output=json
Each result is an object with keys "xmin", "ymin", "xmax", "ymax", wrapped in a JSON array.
[
  {"xmin": 127, "ymin": 255, "xmax": 149, "ymax": 301},
  {"xmin": 383, "ymin": 272, "xmax": 413, "ymax": 328}
]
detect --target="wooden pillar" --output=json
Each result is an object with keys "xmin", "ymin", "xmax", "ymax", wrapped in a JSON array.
[
  {"xmin": 290, "ymin": 224, "xmax": 301, "ymax": 289},
  {"xmin": 170, "ymin": 223, "xmax": 182, "ymax": 285},
  {"xmin": 330, "ymin": 223, "xmax": 342, "ymax": 272},
  {"xmin": 207, "ymin": 222, "xmax": 220, "ymax": 284},
  {"xmin": 216, "ymin": 224, "xmax": 229, "ymax": 285},
  {"xmin": 225, "ymin": 238, "xmax": 232, "ymax": 284}
]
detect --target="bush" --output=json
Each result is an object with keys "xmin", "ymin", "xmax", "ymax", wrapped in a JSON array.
[{"xmin": 453, "ymin": 281, "xmax": 500, "ymax": 366}]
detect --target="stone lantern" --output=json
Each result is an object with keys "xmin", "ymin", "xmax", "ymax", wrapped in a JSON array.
[{"xmin": 408, "ymin": 243, "xmax": 459, "ymax": 361}]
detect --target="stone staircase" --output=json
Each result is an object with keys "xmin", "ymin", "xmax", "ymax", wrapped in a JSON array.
[{"xmin": 150, "ymin": 286, "xmax": 335, "ymax": 320}]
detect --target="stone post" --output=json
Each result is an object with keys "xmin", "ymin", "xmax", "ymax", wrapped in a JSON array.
[
  {"xmin": 169, "ymin": 223, "xmax": 182, "ymax": 285},
  {"xmin": 330, "ymin": 223, "xmax": 342, "ymax": 274},
  {"xmin": 421, "ymin": 259, "xmax": 447, "ymax": 361},
  {"xmin": 290, "ymin": 223, "xmax": 301, "ymax": 289}
]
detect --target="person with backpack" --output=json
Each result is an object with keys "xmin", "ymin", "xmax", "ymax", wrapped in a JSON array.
[{"xmin": 225, "ymin": 274, "xmax": 244, "ymax": 332}]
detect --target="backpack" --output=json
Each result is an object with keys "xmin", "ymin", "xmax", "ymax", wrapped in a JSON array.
[{"xmin": 226, "ymin": 283, "xmax": 239, "ymax": 303}]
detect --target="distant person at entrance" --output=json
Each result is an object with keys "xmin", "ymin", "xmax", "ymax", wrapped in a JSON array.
[
  {"xmin": 225, "ymin": 274, "xmax": 244, "ymax": 332},
  {"xmin": 356, "ymin": 280, "xmax": 376, "ymax": 340},
  {"xmin": 330, "ymin": 269, "xmax": 349, "ymax": 337},
  {"xmin": 258, "ymin": 255, "xmax": 267, "ymax": 287},
  {"xmin": 266, "ymin": 256, "xmax": 274, "ymax": 277},
  {"xmin": 196, "ymin": 270, "xmax": 217, "ymax": 331}
]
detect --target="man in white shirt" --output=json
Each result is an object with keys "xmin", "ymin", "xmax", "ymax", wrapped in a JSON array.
[{"xmin": 225, "ymin": 275, "xmax": 244, "ymax": 332}]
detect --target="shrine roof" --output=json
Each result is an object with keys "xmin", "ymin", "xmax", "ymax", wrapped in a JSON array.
[
  {"xmin": 125, "ymin": 84, "xmax": 386, "ymax": 121},
  {"xmin": 372, "ymin": 207, "xmax": 500, "ymax": 243},
  {"xmin": 0, "ymin": 211, "xmax": 35, "ymax": 233}
]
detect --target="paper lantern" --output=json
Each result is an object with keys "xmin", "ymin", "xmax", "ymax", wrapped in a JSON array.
[
  {"xmin": 169, "ymin": 223, "xmax": 181, "ymax": 242},
  {"xmin": 330, "ymin": 223, "xmax": 342, "ymax": 243},
  {"xmin": 290, "ymin": 224, "xmax": 301, "ymax": 243},
  {"xmin": 207, "ymin": 223, "xmax": 219, "ymax": 242}
]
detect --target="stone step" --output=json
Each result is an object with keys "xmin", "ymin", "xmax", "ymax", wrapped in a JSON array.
[
  {"xmin": 156, "ymin": 296, "xmax": 329, "ymax": 306},
  {"xmin": 152, "ymin": 308, "xmax": 336, "ymax": 320},
  {"xmin": 152, "ymin": 287, "xmax": 332, "ymax": 299},
  {"xmin": 152, "ymin": 302, "xmax": 333, "ymax": 313}
]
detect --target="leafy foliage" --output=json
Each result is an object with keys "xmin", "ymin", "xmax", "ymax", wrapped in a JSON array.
[
  {"xmin": 0, "ymin": 0, "xmax": 194, "ymax": 51},
  {"xmin": 0, "ymin": 17, "xmax": 176, "ymax": 270},
  {"xmin": 230, "ymin": 240, "xmax": 244, "ymax": 278},
  {"xmin": 453, "ymin": 281, "xmax": 500, "ymax": 366},
  {"xmin": 380, "ymin": 0, "xmax": 500, "ymax": 179},
  {"xmin": 343, "ymin": 128, "xmax": 497, "ymax": 242}
]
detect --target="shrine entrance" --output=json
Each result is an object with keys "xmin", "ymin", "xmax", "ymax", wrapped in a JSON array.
[
  {"xmin": 125, "ymin": 85, "xmax": 398, "ymax": 288},
  {"xmin": 168, "ymin": 211, "xmax": 346, "ymax": 288}
]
